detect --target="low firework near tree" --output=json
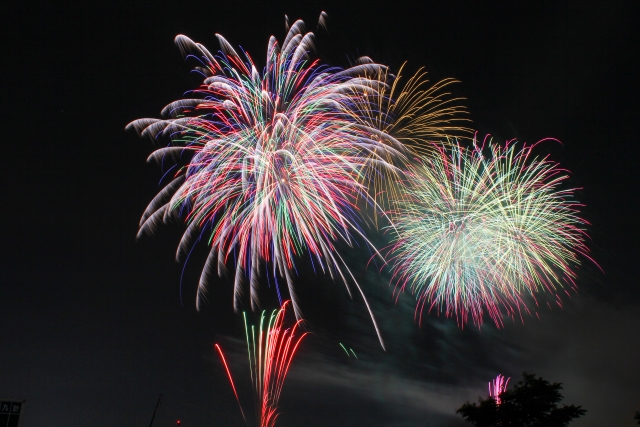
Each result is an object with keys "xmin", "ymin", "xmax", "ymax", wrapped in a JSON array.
[
  {"xmin": 388, "ymin": 136, "xmax": 594, "ymax": 326},
  {"xmin": 457, "ymin": 372, "xmax": 586, "ymax": 427},
  {"xmin": 488, "ymin": 374, "xmax": 510, "ymax": 405},
  {"xmin": 215, "ymin": 301, "xmax": 307, "ymax": 427}
]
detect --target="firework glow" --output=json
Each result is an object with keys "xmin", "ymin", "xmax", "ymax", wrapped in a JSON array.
[
  {"xmin": 388, "ymin": 136, "xmax": 593, "ymax": 326},
  {"xmin": 215, "ymin": 301, "xmax": 308, "ymax": 427}
]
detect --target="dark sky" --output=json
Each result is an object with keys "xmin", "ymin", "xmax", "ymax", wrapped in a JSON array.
[{"xmin": 2, "ymin": 1, "xmax": 639, "ymax": 426}]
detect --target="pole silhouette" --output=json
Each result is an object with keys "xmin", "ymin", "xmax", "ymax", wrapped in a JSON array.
[{"xmin": 148, "ymin": 394, "xmax": 163, "ymax": 427}]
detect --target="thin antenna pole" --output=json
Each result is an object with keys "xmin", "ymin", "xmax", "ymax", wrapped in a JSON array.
[{"xmin": 148, "ymin": 394, "xmax": 163, "ymax": 427}]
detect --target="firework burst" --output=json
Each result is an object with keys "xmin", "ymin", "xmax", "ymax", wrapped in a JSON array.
[
  {"xmin": 388, "ymin": 136, "xmax": 593, "ymax": 326},
  {"xmin": 216, "ymin": 301, "xmax": 308, "ymax": 427},
  {"xmin": 352, "ymin": 62, "xmax": 471, "ymax": 154},
  {"xmin": 348, "ymin": 63, "xmax": 472, "ymax": 212},
  {"xmin": 127, "ymin": 15, "xmax": 407, "ymax": 346}
]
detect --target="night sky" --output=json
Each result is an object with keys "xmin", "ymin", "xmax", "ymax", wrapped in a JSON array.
[{"xmin": 2, "ymin": 1, "xmax": 639, "ymax": 426}]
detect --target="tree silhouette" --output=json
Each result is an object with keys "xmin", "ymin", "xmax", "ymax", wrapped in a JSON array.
[
  {"xmin": 634, "ymin": 411, "xmax": 639, "ymax": 425},
  {"xmin": 457, "ymin": 372, "xmax": 586, "ymax": 427}
]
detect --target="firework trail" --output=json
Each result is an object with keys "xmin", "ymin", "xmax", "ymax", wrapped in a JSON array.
[
  {"xmin": 489, "ymin": 374, "xmax": 510, "ymax": 405},
  {"xmin": 216, "ymin": 301, "xmax": 308, "ymax": 427},
  {"xmin": 388, "ymin": 136, "xmax": 593, "ymax": 326},
  {"xmin": 126, "ymin": 14, "xmax": 408, "ymax": 347}
]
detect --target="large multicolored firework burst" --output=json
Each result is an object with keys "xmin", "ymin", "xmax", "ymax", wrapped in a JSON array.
[
  {"xmin": 215, "ymin": 301, "xmax": 307, "ymax": 427},
  {"xmin": 127, "ymin": 15, "xmax": 408, "ymax": 346},
  {"xmin": 388, "ymin": 136, "xmax": 593, "ymax": 326},
  {"xmin": 127, "ymin": 13, "xmax": 471, "ymax": 348}
]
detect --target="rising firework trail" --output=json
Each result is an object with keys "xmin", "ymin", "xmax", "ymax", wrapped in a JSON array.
[
  {"xmin": 388, "ymin": 136, "xmax": 594, "ymax": 326},
  {"xmin": 215, "ymin": 301, "xmax": 308, "ymax": 427},
  {"xmin": 127, "ymin": 14, "xmax": 411, "ymax": 348}
]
